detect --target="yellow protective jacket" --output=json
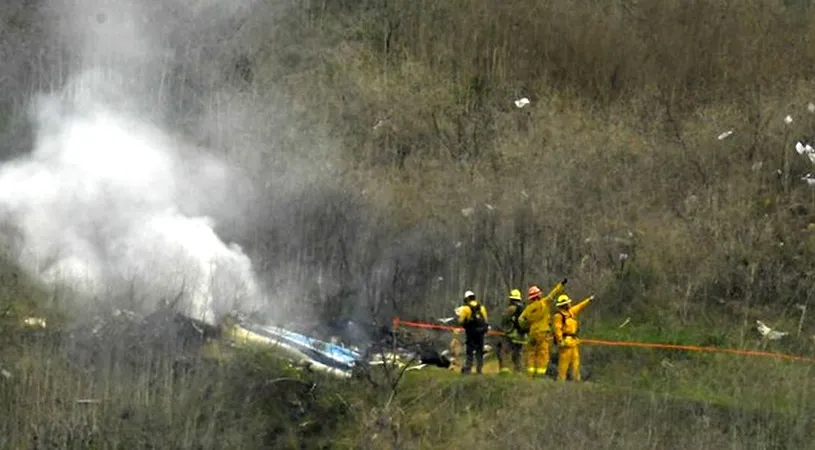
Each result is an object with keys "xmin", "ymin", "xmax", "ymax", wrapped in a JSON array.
[
  {"xmin": 518, "ymin": 282, "xmax": 565, "ymax": 337},
  {"xmin": 457, "ymin": 300, "xmax": 488, "ymax": 330},
  {"xmin": 553, "ymin": 297, "xmax": 593, "ymax": 347}
]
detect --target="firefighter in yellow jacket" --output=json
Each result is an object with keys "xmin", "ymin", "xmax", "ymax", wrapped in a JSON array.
[
  {"xmin": 456, "ymin": 290, "xmax": 489, "ymax": 374},
  {"xmin": 496, "ymin": 289, "xmax": 527, "ymax": 373},
  {"xmin": 553, "ymin": 293, "xmax": 594, "ymax": 381},
  {"xmin": 517, "ymin": 279, "xmax": 567, "ymax": 377}
]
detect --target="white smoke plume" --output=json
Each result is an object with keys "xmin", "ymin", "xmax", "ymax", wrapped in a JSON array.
[{"xmin": 0, "ymin": 1, "xmax": 266, "ymax": 324}]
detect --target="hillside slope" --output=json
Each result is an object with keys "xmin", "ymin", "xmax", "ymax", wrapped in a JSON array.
[
  {"xmin": 2, "ymin": 324, "xmax": 813, "ymax": 449},
  {"xmin": 2, "ymin": 1, "xmax": 815, "ymax": 448},
  {"xmin": 4, "ymin": 1, "xmax": 815, "ymax": 328}
]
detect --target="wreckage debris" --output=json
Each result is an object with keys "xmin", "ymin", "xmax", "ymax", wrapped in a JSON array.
[
  {"xmin": 514, "ymin": 97, "xmax": 530, "ymax": 108},
  {"xmin": 756, "ymin": 320, "xmax": 788, "ymax": 340},
  {"xmin": 22, "ymin": 317, "xmax": 47, "ymax": 328},
  {"xmin": 21, "ymin": 306, "xmax": 463, "ymax": 380},
  {"xmin": 717, "ymin": 130, "xmax": 734, "ymax": 140},
  {"xmin": 226, "ymin": 321, "xmax": 361, "ymax": 378}
]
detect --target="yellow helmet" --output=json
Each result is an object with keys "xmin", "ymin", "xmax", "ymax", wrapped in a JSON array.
[
  {"xmin": 509, "ymin": 289, "xmax": 522, "ymax": 301},
  {"xmin": 555, "ymin": 294, "xmax": 572, "ymax": 307}
]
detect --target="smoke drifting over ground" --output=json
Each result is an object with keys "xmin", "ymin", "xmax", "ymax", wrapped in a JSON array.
[{"xmin": 0, "ymin": 1, "xmax": 265, "ymax": 324}]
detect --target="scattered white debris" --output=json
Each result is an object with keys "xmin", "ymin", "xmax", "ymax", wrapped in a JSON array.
[
  {"xmin": 485, "ymin": 204, "xmax": 494, "ymax": 211},
  {"xmin": 717, "ymin": 130, "xmax": 734, "ymax": 140},
  {"xmin": 454, "ymin": 241, "xmax": 462, "ymax": 249},
  {"xmin": 802, "ymin": 173, "xmax": 815, "ymax": 187},
  {"xmin": 76, "ymin": 399, "xmax": 101, "ymax": 405},
  {"xmin": 785, "ymin": 115, "xmax": 794, "ymax": 124},
  {"xmin": 22, "ymin": 317, "xmax": 47, "ymax": 328},
  {"xmin": 808, "ymin": 102, "xmax": 815, "ymax": 113},
  {"xmin": 514, "ymin": 97, "xmax": 530, "ymax": 108},
  {"xmin": 373, "ymin": 118, "xmax": 388, "ymax": 130},
  {"xmin": 461, "ymin": 207, "xmax": 474, "ymax": 217},
  {"xmin": 756, "ymin": 320, "xmax": 788, "ymax": 340},
  {"xmin": 437, "ymin": 317, "xmax": 456, "ymax": 324},
  {"xmin": 618, "ymin": 253, "xmax": 629, "ymax": 262},
  {"xmin": 436, "ymin": 276, "xmax": 444, "ymax": 282},
  {"xmin": 618, "ymin": 317, "xmax": 631, "ymax": 328},
  {"xmin": 368, "ymin": 351, "xmax": 420, "ymax": 370},
  {"xmin": 1, "ymin": 369, "xmax": 10, "ymax": 380},
  {"xmin": 751, "ymin": 161, "xmax": 763, "ymax": 172},
  {"xmin": 795, "ymin": 141, "xmax": 815, "ymax": 156},
  {"xmin": 520, "ymin": 190, "xmax": 529, "ymax": 199}
]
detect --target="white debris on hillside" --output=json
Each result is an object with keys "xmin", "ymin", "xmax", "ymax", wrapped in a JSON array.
[
  {"xmin": 717, "ymin": 130, "xmax": 734, "ymax": 140},
  {"xmin": 22, "ymin": 317, "xmax": 47, "ymax": 328},
  {"xmin": 794, "ymin": 142, "xmax": 815, "ymax": 182},
  {"xmin": 514, "ymin": 97, "xmax": 530, "ymax": 108},
  {"xmin": 795, "ymin": 141, "xmax": 814, "ymax": 156},
  {"xmin": 756, "ymin": 320, "xmax": 788, "ymax": 340}
]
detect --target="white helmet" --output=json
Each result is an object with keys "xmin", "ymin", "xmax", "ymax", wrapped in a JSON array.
[{"xmin": 464, "ymin": 290, "xmax": 475, "ymax": 299}]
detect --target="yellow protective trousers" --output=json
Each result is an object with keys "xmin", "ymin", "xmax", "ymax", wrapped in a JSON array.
[
  {"xmin": 557, "ymin": 338, "xmax": 581, "ymax": 381},
  {"xmin": 524, "ymin": 331, "xmax": 551, "ymax": 376}
]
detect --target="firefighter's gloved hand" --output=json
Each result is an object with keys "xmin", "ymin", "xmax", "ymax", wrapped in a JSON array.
[{"xmin": 561, "ymin": 278, "xmax": 568, "ymax": 285}]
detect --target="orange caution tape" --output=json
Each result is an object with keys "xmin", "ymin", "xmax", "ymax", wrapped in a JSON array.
[
  {"xmin": 393, "ymin": 318, "xmax": 504, "ymax": 336},
  {"xmin": 580, "ymin": 338, "xmax": 815, "ymax": 362},
  {"xmin": 392, "ymin": 318, "xmax": 815, "ymax": 363}
]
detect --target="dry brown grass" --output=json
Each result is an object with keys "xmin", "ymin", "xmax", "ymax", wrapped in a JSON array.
[
  {"xmin": 341, "ymin": 362, "xmax": 815, "ymax": 450},
  {"xmin": 2, "ymin": 330, "xmax": 813, "ymax": 449},
  {"xmin": 0, "ymin": 332, "xmax": 360, "ymax": 449},
  {"xmin": 4, "ymin": 0, "xmax": 815, "ymax": 325},
  {"xmin": 259, "ymin": 0, "xmax": 815, "ymax": 327}
]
